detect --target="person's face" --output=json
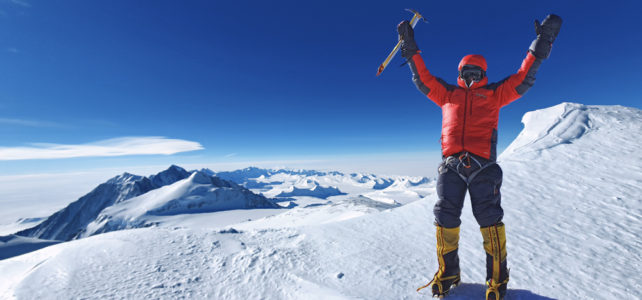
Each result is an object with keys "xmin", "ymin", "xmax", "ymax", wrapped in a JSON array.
[{"xmin": 460, "ymin": 65, "xmax": 484, "ymax": 86}]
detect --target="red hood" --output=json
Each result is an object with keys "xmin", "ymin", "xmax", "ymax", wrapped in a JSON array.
[{"xmin": 457, "ymin": 54, "xmax": 488, "ymax": 89}]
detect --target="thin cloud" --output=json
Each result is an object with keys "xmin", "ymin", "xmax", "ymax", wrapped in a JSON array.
[
  {"xmin": 0, "ymin": 136, "xmax": 204, "ymax": 160},
  {"xmin": 8, "ymin": 0, "xmax": 31, "ymax": 7},
  {"xmin": 0, "ymin": 118, "xmax": 61, "ymax": 127},
  {"xmin": 6, "ymin": 47, "xmax": 19, "ymax": 53}
]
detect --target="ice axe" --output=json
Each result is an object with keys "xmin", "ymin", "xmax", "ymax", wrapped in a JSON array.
[{"xmin": 376, "ymin": 9, "xmax": 427, "ymax": 76}]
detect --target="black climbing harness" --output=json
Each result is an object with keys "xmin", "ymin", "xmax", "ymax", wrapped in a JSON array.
[{"xmin": 444, "ymin": 152, "xmax": 496, "ymax": 185}]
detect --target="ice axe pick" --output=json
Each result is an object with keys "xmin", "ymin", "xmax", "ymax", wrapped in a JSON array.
[{"xmin": 376, "ymin": 9, "xmax": 426, "ymax": 76}]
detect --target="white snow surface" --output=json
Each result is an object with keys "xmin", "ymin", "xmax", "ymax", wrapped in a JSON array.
[{"xmin": 0, "ymin": 103, "xmax": 640, "ymax": 299}]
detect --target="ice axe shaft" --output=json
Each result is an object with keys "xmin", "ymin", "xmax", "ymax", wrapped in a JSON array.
[{"xmin": 376, "ymin": 9, "xmax": 426, "ymax": 76}]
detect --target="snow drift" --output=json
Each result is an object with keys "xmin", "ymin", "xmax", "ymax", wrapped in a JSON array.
[{"xmin": 501, "ymin": 102, "xmax": 640, "ymax": 157}]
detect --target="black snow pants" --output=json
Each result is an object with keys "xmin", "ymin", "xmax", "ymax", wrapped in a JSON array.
[{"xmin": 434, "ymin": 152, "xmax": 504, "ymax": 228}]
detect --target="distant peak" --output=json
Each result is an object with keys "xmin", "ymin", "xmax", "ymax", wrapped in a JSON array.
[
  {"xmin": 157, "ymin": 165, "xmax": 188, "ymax": 175},
  {"xmin": 107, "ymin": 172, "xmax": 143, "ymax": 184},
  {"xmin": 199, "ymin": 168, "xmax": 215, "ymax": 176},
  {"xmin": 167, "ymin": 164, "xmax": 186, "ymax": 172},
  {"xmin": 149, "ymin": 165, "xmax": 191, "ymax": 187},
  {"xmin": 189, "ymin": 171, "xmax": 214, "ymax": 184}
]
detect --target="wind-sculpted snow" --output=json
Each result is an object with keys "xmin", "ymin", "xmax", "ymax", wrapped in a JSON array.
[
  {"xmin": 495, "ymin": 103, "xmax": 641, "ymax": 298},
  {"xmin": 501, "ymin": 102, "xmax": 640, "ymax": 158},
  {"xmin": 2, "ymin": 103, "xmax": 639, "ymax": 299}
]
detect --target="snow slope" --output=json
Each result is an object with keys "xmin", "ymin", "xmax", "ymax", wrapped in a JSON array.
[
  {"xmin": 0, "ymin": 103, "xmax": 640, "ymax": 299},
  {"xmin": 498, "ymin": 103, "xmax": 641, "ymax": 298},
  {"xmin": 82, "ymin": 171, "xmax": 280, "ymax": 237},
  {"xmin": 0, "ymin": 235, "xmax": 59, "ymax": 260},
  {"xmin": 15, "ymin": 165, "xmax": 192, "ymax": 241}
]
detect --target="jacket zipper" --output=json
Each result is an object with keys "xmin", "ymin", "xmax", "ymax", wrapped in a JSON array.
[{"xmin": 462, "ymin": 89, "xmax": 469, "ymax": 150}]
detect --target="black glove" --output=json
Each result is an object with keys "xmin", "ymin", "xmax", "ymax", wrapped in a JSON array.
[
  {"xmin": 397, "ymin": 20, "xmax": 419, "ymax": 59},
  {"xmin": 529, "ymin": 14, "xmax": 563, "ymax": 59}
]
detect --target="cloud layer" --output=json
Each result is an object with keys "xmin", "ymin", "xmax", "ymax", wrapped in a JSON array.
[{"xmin": 0, "ymin": 137, "xmax": 204, "ymax": 160}]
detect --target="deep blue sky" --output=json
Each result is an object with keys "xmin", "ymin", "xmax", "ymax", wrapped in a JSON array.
[{"xmin": 0, "ymin": 0, "xmax": 640, "ymax": 174}]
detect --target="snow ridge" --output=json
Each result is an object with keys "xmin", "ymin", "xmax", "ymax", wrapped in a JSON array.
[
  {"xmin": 501, "ymin": 102, "xmax": 641, "ymax": 158},
  {"xmin": 14, "ymin": 165, "xmax": 255, "ymax": 241},
  {"xmin": 274, "ymin": 185, "xmax": 346, "ymax": 199},
  {"xmin": 82, "ymin": 171, "xmax": 279, "ymax": 237},
  {"xmin": 15, "ymin": 172, "xmax": 159, "ymax": 241}
]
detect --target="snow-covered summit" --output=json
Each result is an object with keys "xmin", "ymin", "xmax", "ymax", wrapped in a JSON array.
[
  {"xmin": 106, "ymin": 172, "xmax": 144, "ymax": 185},
  {"xmin": 82, "ymin": 171, "xmax": 279, "ymax": 237},
  {"xmin": 14, "ymin": 165, "xmax": 267, "ymax": 241},
  {"xmin": 501, "ymin": 102, "xmax": 641, "ymax": 159},
  {"xmin": 493, "ymin": 103, "xmax": 641, "ymax": 298},
  {"xmin": 15, "ymin": 170, "xmax": 160, "ymax": 241},
  {"xmin": 149, "ymin": 164, "xmax": 191, "ymax": 187}
]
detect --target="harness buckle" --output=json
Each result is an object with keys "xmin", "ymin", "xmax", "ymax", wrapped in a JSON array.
[{"xmin": 459, "ymin": 153, "xmax": 472, "ymax": 169}]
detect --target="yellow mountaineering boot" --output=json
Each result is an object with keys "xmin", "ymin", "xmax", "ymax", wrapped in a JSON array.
[
  {"xmin": 481, "ymin": 223, "xmax": 509, "ymax": 300},
  {"xmin": 417, "ymin": 225, "xmax": 461, "ymax": 297}
]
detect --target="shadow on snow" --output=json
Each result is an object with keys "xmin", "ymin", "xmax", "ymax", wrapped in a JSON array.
[{"xmin": 418, "ymin": 283, "xmax": 556, "ymax": 300}]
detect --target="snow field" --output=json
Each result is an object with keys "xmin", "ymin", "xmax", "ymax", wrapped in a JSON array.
[{"xmin": 0, "ymin": 103, "xmax": 640, "ymax": 299}]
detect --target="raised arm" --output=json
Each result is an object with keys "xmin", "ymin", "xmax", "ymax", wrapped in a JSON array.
[
  {"xmin": 398, "ymin": 21, "xmax": 455, "ymax": 107},
  {"xmin": 494, "ymin": 14, "xmax": 562, "ymax": 107}
]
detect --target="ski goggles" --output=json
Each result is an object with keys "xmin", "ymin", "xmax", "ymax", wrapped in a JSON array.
[{"xmin": 459, "ymin": 65, "xmax": 485, "ymax": 82}]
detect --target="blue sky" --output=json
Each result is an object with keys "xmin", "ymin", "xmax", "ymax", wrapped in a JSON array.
[{"xmin": 0, "ymin": 0, "xmax": 640, "ymax": 175}]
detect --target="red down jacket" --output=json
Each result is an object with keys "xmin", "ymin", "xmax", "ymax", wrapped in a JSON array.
[{"xmin": 408, "ymin": 52, "xmax": 542, "ymax": 161}]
